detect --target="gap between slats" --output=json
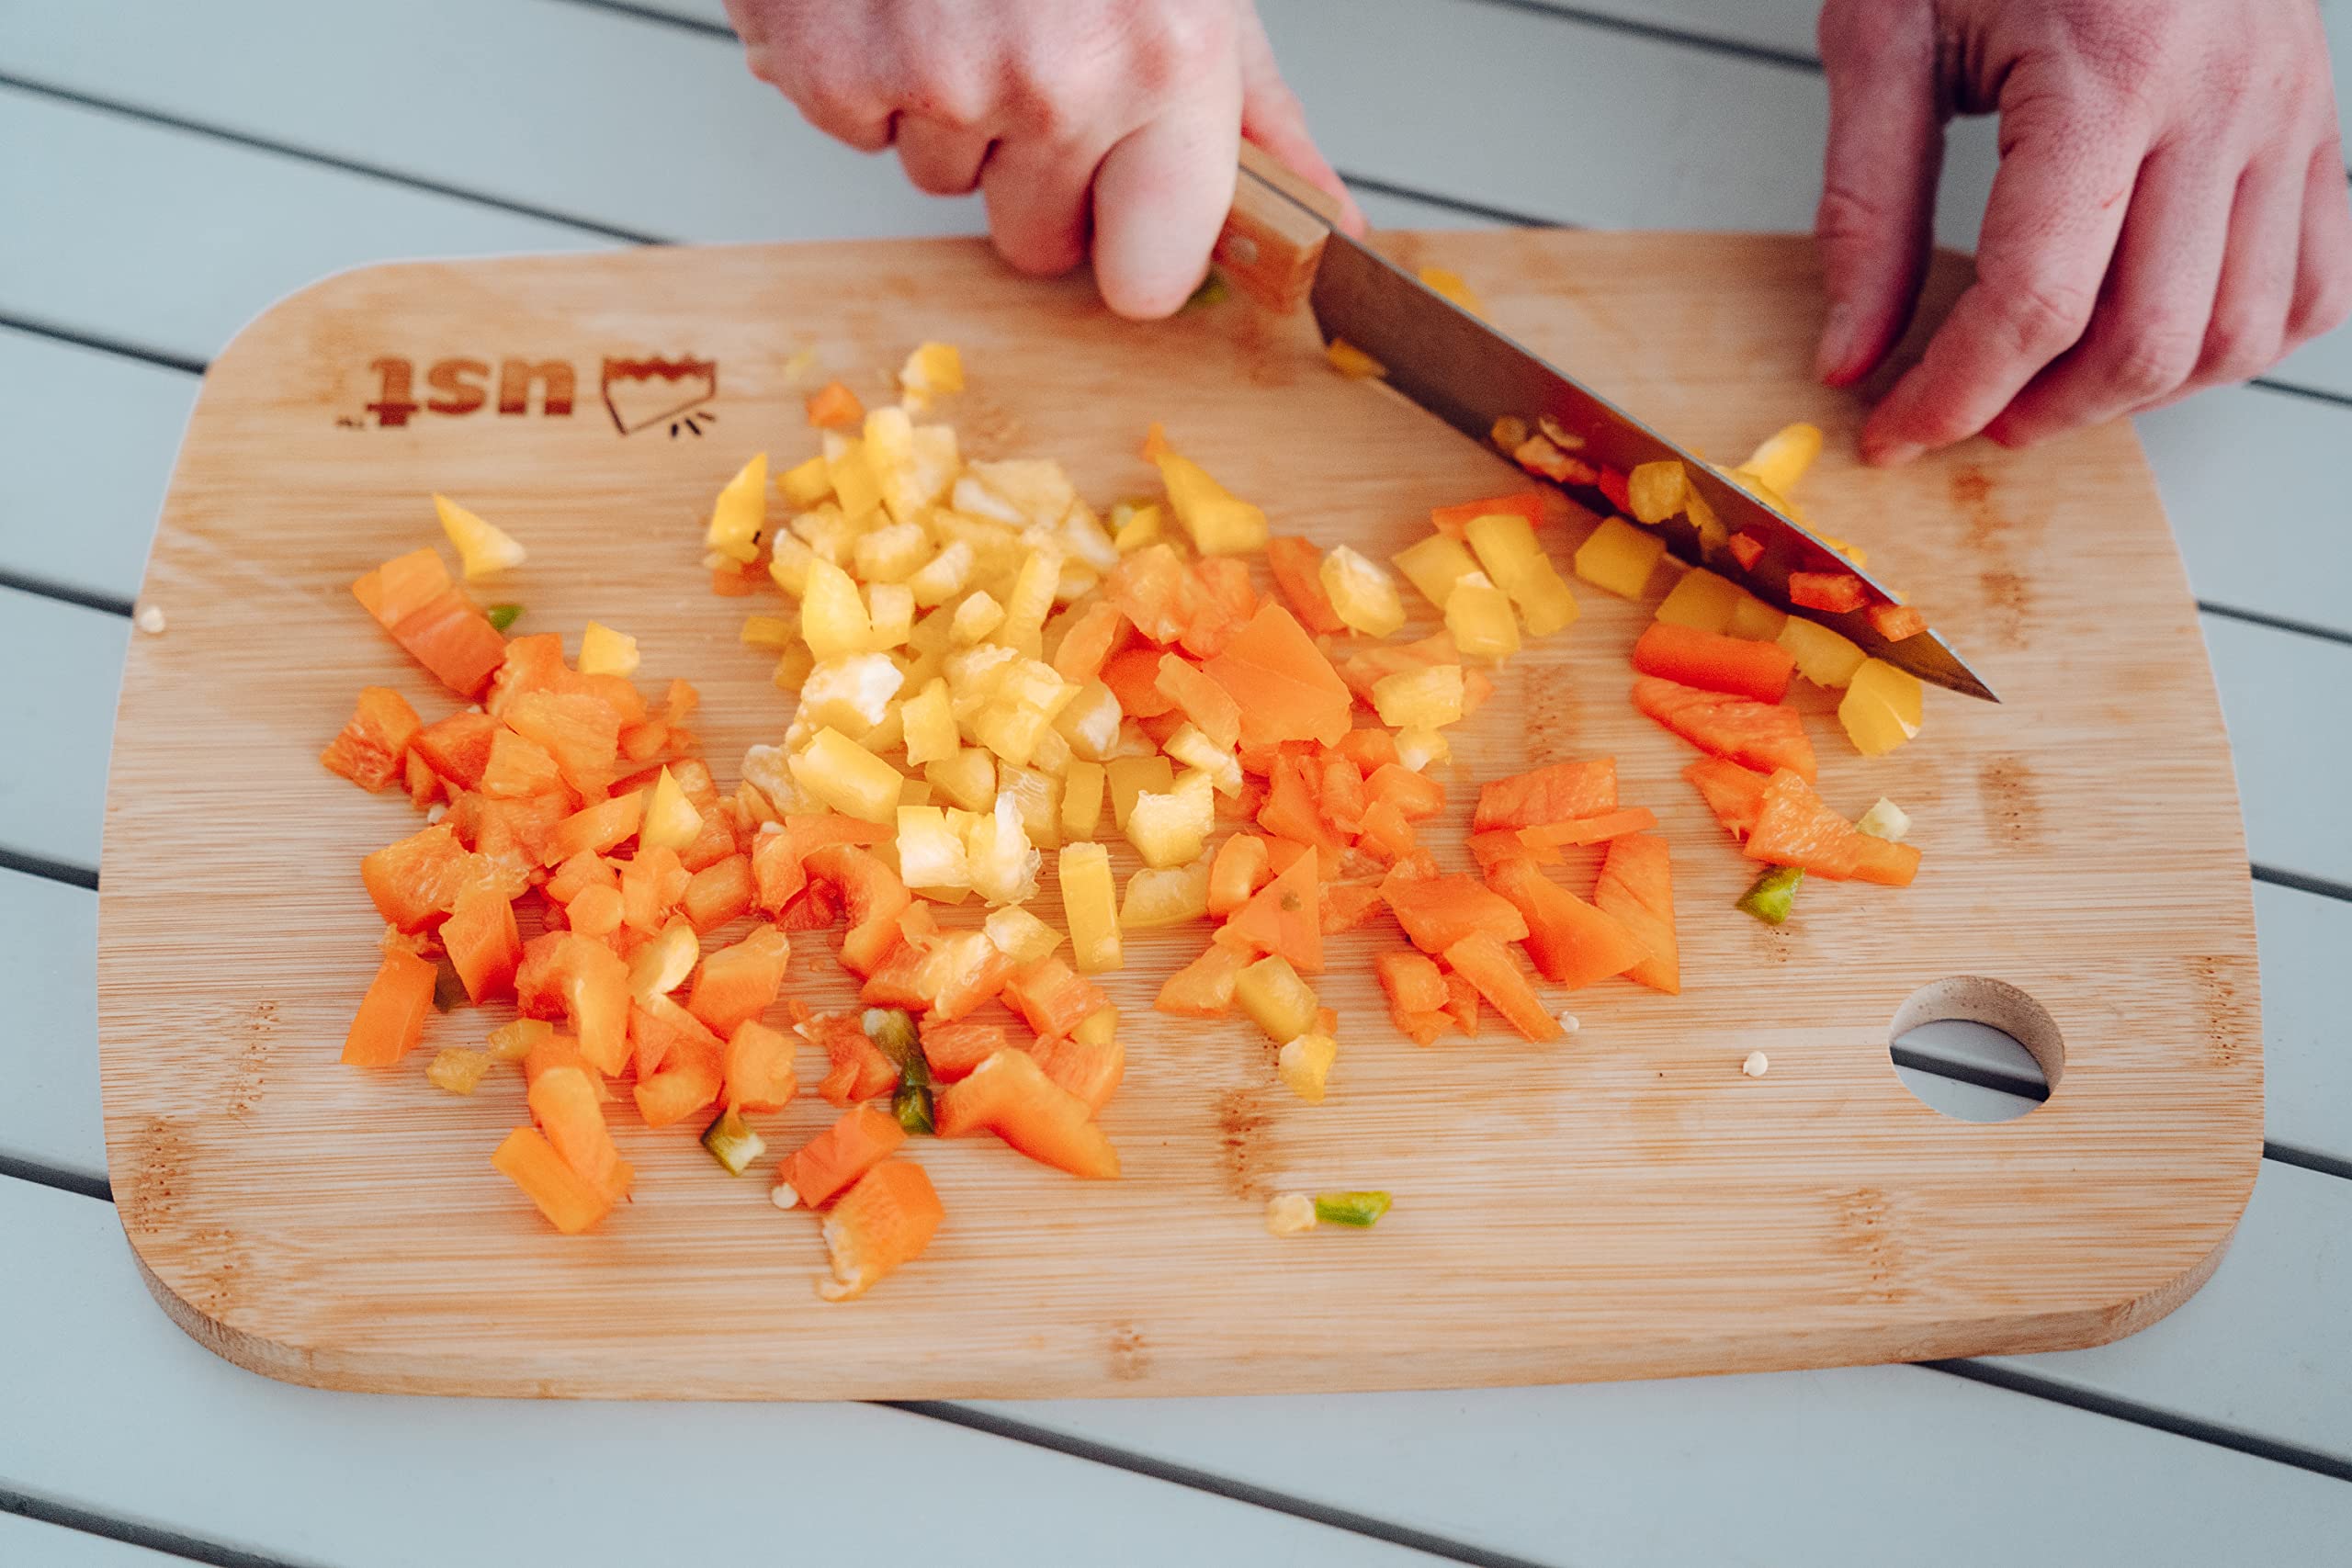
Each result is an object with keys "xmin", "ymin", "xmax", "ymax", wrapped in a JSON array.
[{"xmin": 0, "ymin": 1490, "xmax": 300, "ymax": 1568}]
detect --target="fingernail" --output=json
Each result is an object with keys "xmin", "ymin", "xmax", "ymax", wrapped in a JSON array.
[
  {"xmin": 1815, "ymin": 301, "xmax": 1858, "ymax": 383},
  {"xmin": 1864, "ymin": 438, "xmax": 1924, "ymax": 468}
]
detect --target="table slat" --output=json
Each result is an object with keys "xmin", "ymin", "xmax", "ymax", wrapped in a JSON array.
[
  {"xmin": 0, "ymin": 1180, "xmax": 1446, "ymax": 1568},
  {"xmin": 0, "ymin": 586, "xmax": 125, "ymax": 874},
  {"xmin": 2206, "ymin": 613, "xmax": 2352, "ymax": 887},
  {"xmin": 0, "ymin": 1513, "xmax": 192, "ymax": 1568},
  {"xmin": 0, "ymin": 868, "xmax": 100, "ymax": 1186},
  {"xmin": 2256, "ymin": 878, "xmax": 2352, "ymax": 1168}
]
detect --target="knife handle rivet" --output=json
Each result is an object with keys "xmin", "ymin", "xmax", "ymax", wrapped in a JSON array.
[{"xmin": 1218, "ymin": 235, "xmax": 1261, "ymax": 268}]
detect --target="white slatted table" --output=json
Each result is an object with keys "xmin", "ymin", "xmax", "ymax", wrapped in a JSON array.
[{"xmin": 2, "ymin": 3, "xmax": 2346, "ymax": 1562}]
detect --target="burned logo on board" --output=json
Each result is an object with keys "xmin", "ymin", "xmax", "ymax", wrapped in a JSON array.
[{"xmin": 602, "ymin": 355, "xmax": 719, "ymax": 438}]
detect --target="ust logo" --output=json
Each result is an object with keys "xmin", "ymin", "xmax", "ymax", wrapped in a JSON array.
[{"xmin": 356, "ymin": 355, "xmax": 718, "ymax": 437}]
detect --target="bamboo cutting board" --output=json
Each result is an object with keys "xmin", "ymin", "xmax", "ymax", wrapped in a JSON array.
[{"xmin": 97, "ymin": 232, "xmax": 2263, "ymax": 1400}]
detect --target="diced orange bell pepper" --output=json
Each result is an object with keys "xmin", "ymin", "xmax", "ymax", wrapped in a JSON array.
[
  {"xmin": 528, "ymin": 1064, "xmax": 632, "ymax": 1201},
  {"xmin": 361, "ymin": 821, "xmax": 481, "ymax": 932},
  {"xmin": 543, "ymin": 791, "xmax": 646, "ymax": 867},
  {"xmin": 1264, "ymin": 536, "xmax": 1351, "ymax": 637},
  {"xmin": 1317, "ymin": 754, "xmax": 1369, "ymax": 836},
  {"xmin": 354, "ymin": 550, "xmax": 506, "ymax": 699},
  {"xmin": 522, "ymin": 1033, "xmax": 605, "ymax": 1098},
  {"xmin": 546, "ymin": 850, "xmax": 618, "ymax": 905},
  {"xmin": 1049, "ymin": 601, "xmax": 1130, "ymax": 684},
  {"xmin": 1318, "ymin": 881, "xmax": 1385, "ymax": 934},
  {"xmin": 633, "ymin": 1039, "xmax": 724, "ymax": 1128},
  {"xmin": 1101, "ymin": 646, "xmax": 1177, "ymax": 717},
  {"xmin": 411, "ymin": 711, "xmax": 501, "ymax": 791},
  {"xmin": 803, "ymin": 842, "xmax": 913, "ymax": 974},
  {"xmin": 1726, "ymin": 530, "xmax": 1767, "ymax": 571},
  {"xmin": 681, "ymin": 852, "xmax": 756, "ymax": 934},
  {"xmin": 1516, "ymin": 807, "xmax": 1660, "ymax": 849},
  {"xmin": 1788, "ymin": 571, "xmax": 1867, "ymax": 614},
  {"xmin": 1382, "ymin": 872, "xmax": 1529, "ymax": 955},
  {"xmin": 321, "ymin": 686, "xmax": 424, "ymax": 791},
  {"xmin": 491, "ymin": 1126, "xmax": 613, "ymax": 1235},
  {"xmin": 1867, "ymin": 602, "xmax": 1928, "ymax": 642},
  {"xmin": 1156, "ymin": 653, "xmax": 1244, "ymax": 750},
  {"xmin": 618, "ymin": 844, "xmax": 692, "ymax": 931},
  {"xmin": 1473, "ymin": 758, "xmax": 1617, "ymax": 832},
  {"xmin": 351, "ymin": 547, "xmax": 451, "ymax": 626},
  {"xmin": 1430, "ymin": 491, "xmax": 1544, "ymax": 540},
  {"xmin": 1027, "ymin": 1032, "xmax": 1125, "ymax": 1114},
  {"xmin": 1684, "ymin": 756, "xmax": 1770, "ymax": 840},
  {"xmin": 1593, "ymin": 834, "xmax": 1679, "ymax": 994},
  {"xmin": 1333, "ymin": 728, "xmax": 1401, "ymax": 774},
  {"xmin": 515, "ymin": 931, "xmax": 631, "ymax": 1074},
  {"xmin": 819, "ymin": 1159, "xmax": 944, "ymax": 1301},
  {"xmin": 502, "ymin": 691, "xmax": 624, "ymax": 801},
  {"xmin": 920, "ymin": 1019, "xmax": 1010, "ymax": 1083},
  {"xmin": 751, "ymin": 828, "xmax": 808, "ymax": 914},
  {"xmin": 1466, "ymin": 828, "xmax": 1556, "ymax": 872},
  {"xmin": 1155, "ymin": 934, "xmax": 1252, "ymax": 1017},
  {"xmin": 565, "ymin": 882, "xmax": 625, "ymax": 939},
  {"xmin": 1252, "ymin": 750, "xmax": 1342, "ymax": 857},
  {"xmin": 1206, "ymin": 832, "xmax": 1272, "ymax": 918},
  {"xmin": 722, "ymin": 1018, "xmax": 798, "ymax": 1112},
  {"xmin": 1633, "ymin": 620, "xmax": 1797, "ymax": 705},
  {"xmin": 934, "ymin": 1049, "xmax": 1119, "ymax": 1179},
  {"xmin": 403, "ymin": 749, "xmax": 443, "ymax": 809},
  {"xmin": 462, "ymin": 794, "xmax": 571, "ymax": 890},
  {"xmin": 628, "ymin": 995, "xmax": 726, "ymax": 1081},
  {"xmin": 1633, "ymin": 675, "xmax": 1817, "ymax": 783},
  {"xmin": 1202, "ymin": 604, "xmax": 1352, "ymax": 748},
  {"xmin": 1743, "ymin": 769, "xmax": 1921, "ymax": 887},
  {"xmin": 688, "ymin": 924, "xmax": 791, "ymax": 1036},
  {"xmin": 1376, "ymin": 949, "xmax": 1452, "ymax": 1044},
  {"xmin": 1353, "ymin": 798, "xmax": 1419, "ymax": 864},
  {"xmin": 1226, "ymin": 847, "xmax": 1323, "ymax": 974},
  {"xmin": 1363, "ymin": 762, "xmax": 1444, "ymax": 820},
  {"xmin": 809, "ymin": 1011, "xmax": 901, "ymax": 1105},
  {"xmin": 340, "ymin": 948, "xmax": 437, "ymax": 1066},
  {"xmin": 806, "ymin": 379, "xmax": 865, "ymax": 429},
  {"xmin": 1441, "ymin": 966, "xmax": 1480, "ymax": 1036},
  {"xmin": 1002, "ymin": 954, "xmax": 1112, "ymax": 1041},
  {"xmin": 778, "ymin": 1105, "xmax": 907, "ymax": 1209},
  {"xmin": 1486, "ymin": 856, "xmax": 1651, "ymax": 988},
  {"xmin": 1105, "ymin": 544, "xmax": 1202, "ymax": 645},
  {"xmin": 441, "ymin": 882, "xmax": 523, "ymax": 1002},
  {"xmin": 1441, "ymin": 931, "xmax": 1560, "ymax": 1041}
]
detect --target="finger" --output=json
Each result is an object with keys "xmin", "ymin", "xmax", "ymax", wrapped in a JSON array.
[
  {"xmin": 896, "ymin": 116, "xmax": 994, "ymax": 197},
  {"xmin": 791, "ymin": 87, "xmax": 895, "ymax": 154},
  {"xmin": 1982, "ymin": 139, "xmax": 2229, "ymax": 446},
  {"xmin": 1092, "ymin": 71, "xmax": 1245, "ymax": 320},
  {"xmin": 1859, "ymin": 92, "xmax": 2146, "ymax": 465},
  {"xmin": 1236, "ymin": 5, "xmax": 1365, "ymax": 236},
  {"xmin": 1811, "ymin": 0, "xmax": 1943, "ymax": 386},
  {"xmin": 2140, "ymin": 149, "xmax": 2305, "ymax": 411},
  {"xmin": 2286, "ymin": 141, "xmax": 2352, "ymax": 344},
  {"xmin": 981, "ymin": 135, "xmax": 1108, "ymax": 278}
]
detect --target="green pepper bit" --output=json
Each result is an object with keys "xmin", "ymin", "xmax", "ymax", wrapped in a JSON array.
[
  {"xmin": 1313, "ymin": 1190, "xmax": 1392, "ymax": 1228},
  {"xmin": 893, "ymin": 1081, "xmax": 935, "ymax": 1136},
  {"xmin": 1182, "ymin": 273, "xmax": 1231, "ymax": 311},
  {"xmin": 864, "ymin": 1007, "xmax": 921, "ymax": 1067},
  {"xmin": 485, "ymin": 603, "xmax": 525, "ymax": 632},
  {"xmin": 700, "ymin": 1107, "xmax": 766, "ymax": 1175},
  {"xmin": 1736, "ymin": 865, "xmax": 1804, "ymax": 926}
]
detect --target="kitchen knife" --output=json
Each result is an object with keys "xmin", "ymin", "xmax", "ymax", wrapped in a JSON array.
[{"xmin": 1213, "ymin": 145, "xmax": 1999, "ymax": 703}]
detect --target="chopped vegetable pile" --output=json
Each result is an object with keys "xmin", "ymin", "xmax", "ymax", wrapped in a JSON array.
[{"xmin": 324, "ymin": 326, "xmax": 1934, "ymax": 1302}]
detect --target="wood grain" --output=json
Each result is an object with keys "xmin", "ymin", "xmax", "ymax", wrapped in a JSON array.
[{"xmin": 97, "ymin": 231, "xmax": 2261, "ymax": 1400}]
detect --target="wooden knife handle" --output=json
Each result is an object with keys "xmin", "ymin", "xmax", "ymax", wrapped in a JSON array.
[{"xmin": 1214, "ymin": 142, "xmax": 1340, "ymax": 313}]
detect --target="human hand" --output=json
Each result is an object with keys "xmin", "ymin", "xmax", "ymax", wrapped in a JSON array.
[
  {"xmin": 724, "ymin": 0, "xmax": 1362, "ymax": 320},
  {"xmin": 1812, "ymin": 0, "xmax": 2352, "ymax": 463}
]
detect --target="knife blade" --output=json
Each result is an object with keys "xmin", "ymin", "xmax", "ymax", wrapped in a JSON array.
[{"xmin": 1214, "ymin": 149, "xmax": 1999, "ymax": 703}]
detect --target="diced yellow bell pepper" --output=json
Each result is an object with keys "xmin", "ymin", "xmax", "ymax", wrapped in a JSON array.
[
  {"xmin": 787, "ymin": 728, "xmax": 904, "ymax": 825},
  {"xmin": 923, "ymin": 747, "xmax": 997, "ymax": 812},
  {"xmin": 865, "ymin": 582, "xmax": 914, "ymax": 649},
  {"xmin": 1058, "ymin": 842, "xmax": 1123, "ymax": 973},
  {"xmin": 487, "ymin": 1017, "xmax": 555, "ymax": 1061},
  {"xmin": 906, "ymin": 539, "xmax": 976, "ymax": 608},
  {"xmin": 771, "ymin": 645, "xmax": 813, "ymax": 696},
  {"xmin": 996, "ymin": 545, "xmax": 1064, "ymax": 657},
  {"xmin": 775, "ymin": 453, "xmax": 831, "ymax": 510},
  {"xmin": 1736, "ymin": 423, "xmax": 1823, "ymax": 498},
  {"xmin": 968, "ymin": 659, "xmax": 1076, "ymax": 768},
  {"xmin": 1125, "ymin": 768, "xmax": 1214, "ymax": 868},
  {"xmin": 1156, "ymin": 452, "xmax": 1269, "ymax": 555},
  {"xmin": 854, "ymin": 521, "xmax": 932, "ymax": 584},
  {"xmin": 1464, "ymin": 513, "xmax": 1578, "ymax": 636},
  {"xmin": 577, "ymin": 621, "xmax": 640, "ymax": 677},
  {"xmin": 1061, "ymin": 759, "xmax": 1106, "ymax": 841},
  {"xmin": 1443, "ymin": 574, "xmax": 1520, "ymax": 661},
  {"xmin": 1236, "ymin": 954, "xmax": 1317, "ymax": 1043},
  {"xmin": 703, "ymin": 454, "xmax": 768, "ymax": 561},
  {"xmin": 768, "ymin": 535, "xmax": 817, "ymax": 598},
  {"xmin": 741, "ymin": 614, "xmax": 796, "ymax": 649},
  {"xmin": 1074, "ymin": 1004, "xmax": 1117, "ymax": 1047},
  {"xmin": 1276, "ymin": 1032, "xmax": 1338, "ymax": 1104},
  {"xmin": 898, "ymin": 776, "xmax": 933, "ymax": 807},
  {"xmin": 899, "ymin": 677, "xmax": 957, "ymax": 767},
  {"xmin": 797, "ymin": 652, "xmax": 903, "ymax": 735},
  {"xmin": 1572, "ymin": 515, "xmax": 1668, "ymax": 600},
  {"xmin": 864, "ymin": 407, "xmax": 961, "ymax": 528},
  {"xmin": 1121, "ymin": 855, "xmax": 1213, "ymax": 928},
  {"xmin": 1111, "ymin": 501, "xmax": 1164, "ymax": 554},
  {"xmin": 1856, "ymin": 797, "xmax": 1913, "ymax": 842},
  {"xmin": 1105, "ymin": 754, "xmax": 1175, "ymax": 832},
  {"xmin": 1392, "ymin": 533, "xmax": 1482, "ymax": 611},
  {"xmin": 899, "ymin": 341, "xmax": 964, "ymax": 407},
  {"xmin": 1686, "ymin": 485, "xmax": 1728, "ymax": 562},
  {"xmin": 822, "ymin": 431, "xmax": 883, "ymax": 522},
  {"xmin": 948, "ymin": 591, "xmax": 1003, "ymax": 647},
  {"xmin": 896, "ymin": 805, "xmax": 971, "ymax": 891},
  {"xmin": 1160, "ymin": 722, "xmax": 1243, "ymax": 795},
  {"xmin": 1726, "ymin": 592, "xmax": 1788, "ymax": 642},
  {"xmin": 1417, "ymin": 265, "xmax": 1484, "ymax": 316},
  {"xmin": 965, "ymin": 793, "xmax": 1041, "ymax": 906},
  {"xmin": 1654, "ymin": 567, "xmax": 1742, "ymax": 634},
  {"xmin": 1372, "ymin": 664, "xmax": 1465, "ymax": 728},
  {"xmin": 1838, "ymin": 658, "xmax": 1923, "ymax": 757},
  {"xmin": 1778, "ymin": 615, "xmax": 1868, "ymax": 688},
  {"xmin": 640, "ymin": 765, "xmax": 704, "ymax": 852},
  {"xmin": 1027, "ymin": 714, "xmax": 1075, "ymax": 777},
  {"xmin": 435, "ymin": 493, "xmax": 527, "ymax": 579},
  {"xmin": 998, "ymin": 763, "xmax": 1062, "ymax": 849},
  {"xmin": 1320, "ymin": 545, "xmax": 1408, "ymax": 637},
  {"xmin": 1050, "ymin": 681, "xmax": 1123, "ymax": 762},
  {"xmin": 984, "ymin": 904, "xmax": 1064, "ymax": 964},
  {"xmin": 1626, "ymin": 460, "xmax": 1689, "ymax": 525},
  {"xmin": 801, "ymin": 558, "xmax": 875, "ymax": 660},
  {"xmin": 1325, "ymin": 338, "xmax": 1386, "ymax": 379},
  {"xmin": 1396, "ymin": 725, "xmax": 1450, "ymax": 772},
  {"xmin": 427, "ymin": 1046, "xmax": 493, "ymax": 1096}
]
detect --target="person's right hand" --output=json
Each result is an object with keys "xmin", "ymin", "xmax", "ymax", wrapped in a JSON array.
[{"xmin": 724, "ymin": 0, "xmax": 1362, "ymax": 320}]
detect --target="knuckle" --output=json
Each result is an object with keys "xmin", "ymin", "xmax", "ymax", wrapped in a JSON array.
[
  {"xmin": 2301, "ymin": 262, "xmax": 2352, "ymax": 342},
  {"xmin": 1817, "ymin": 0, "xmax": 1931, "ymax": 70},
  {"xmin": 1129, "ymin": 2, "xmax": 1235, "ymax": 94},
  {"xmin": 2199, "ymin": 310, "xmax": 2279, "ymax": 385},
  {"xmin": 1814, "ymin": 181, "xmax": 1894, "ymax": 247},
  {"xmin": 2107, "ymin": 322, "xmax": 2201, "ymax": 399},
  {"xmin": 1987, "ymin": 272, "xmax": 2098, "ymax": 357}
]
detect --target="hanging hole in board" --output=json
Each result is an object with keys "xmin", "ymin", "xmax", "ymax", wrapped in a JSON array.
[{"xmin": 1888, "ymin": 976, "xmax": 2062, "ymax": 1123}]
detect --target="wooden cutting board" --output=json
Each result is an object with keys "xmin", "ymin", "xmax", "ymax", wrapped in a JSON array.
[{"xmin": 97, "ymin": 232, "xmax": 2262, "ymax": 1400}]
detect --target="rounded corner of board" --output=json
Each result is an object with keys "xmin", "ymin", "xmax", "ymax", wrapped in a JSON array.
[{"xmin": 201, "ymin": 258, "xmax": 453, "ymax": 381}]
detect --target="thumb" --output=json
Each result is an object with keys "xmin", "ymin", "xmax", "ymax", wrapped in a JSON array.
[
  {"xmin": 1813, "ymin": 0, "xmax": 1944, "ymax": 385},
  {"xmin": 1236, "ymin": 4, "xmax": 1365, "ymax": 235}
]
